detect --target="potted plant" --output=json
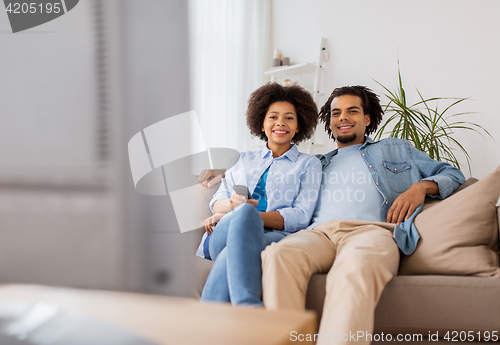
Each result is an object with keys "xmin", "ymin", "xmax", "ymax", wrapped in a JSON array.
[{"xmin": 374, "ymin": 67, "xmax": 492, "ymax": 173}]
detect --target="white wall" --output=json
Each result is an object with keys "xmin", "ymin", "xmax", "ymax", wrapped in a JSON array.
[
  {"xmin": 271, "ymin": 0, "xmax": 500, "ymax": 178},
  {"xmin": 0, "ymin": 0, "xmax": 197, "ymax": 296},
  {"xmin": 0, "ymin": 0, "xmax": 99, "ymax": 184},
  {"xmin": 0, "ymin": 0, "xmax": 123, "ymax": 290}
]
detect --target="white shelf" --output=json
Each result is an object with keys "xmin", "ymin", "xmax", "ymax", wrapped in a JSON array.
[
  {"xmin": 264, "ymin": 62, "xmax": 318, "ymax": 77},
  {"xmin": 265, "ymin": 37, "xmax": 327, "ymax": 154},
  {"xmin": 305, "ymin": 88, "xmax": 324, "ymax": 97}
]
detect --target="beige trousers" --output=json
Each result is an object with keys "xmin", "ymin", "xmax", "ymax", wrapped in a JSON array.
[{"xmin": 262, "ymin": 220, "xmax": 399, "ymax": 345}]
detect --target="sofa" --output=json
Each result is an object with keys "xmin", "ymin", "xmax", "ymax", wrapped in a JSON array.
[{"xmin": 195, "ymin": 167, "xmax": 500, "ymax": 342}]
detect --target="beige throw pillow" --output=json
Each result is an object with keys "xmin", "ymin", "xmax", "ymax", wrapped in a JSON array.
[
  {"xmin": 399, "ymin": 166, "xmax": 500, "ymax": 277},
  {"xmin": 497, "ymin": 205, "xmax": 500, "ymax": 247},
  {"xmin": 420, "ymin": 177, "xmax": 478, "ymax": 212}
]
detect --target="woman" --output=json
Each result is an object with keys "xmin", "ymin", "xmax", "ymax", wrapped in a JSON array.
[{"xmin": 200, "ymin": 83, "xmax": 322, "ymax": 306}]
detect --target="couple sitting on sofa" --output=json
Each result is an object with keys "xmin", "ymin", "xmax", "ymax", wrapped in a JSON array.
[{"xmin": 197, "ymin": 82, "xmax": 465, "ymax": 345}]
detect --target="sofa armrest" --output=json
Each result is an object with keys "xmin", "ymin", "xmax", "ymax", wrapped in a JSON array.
[{"xmin": 194, "ymin": 256, "xmax": 213, "ymax": 298}]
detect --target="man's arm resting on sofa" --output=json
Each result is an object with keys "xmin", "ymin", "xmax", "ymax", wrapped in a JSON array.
[{"xmin": 386, "ymin": 180, "xmax": 438, "ymax": 225}]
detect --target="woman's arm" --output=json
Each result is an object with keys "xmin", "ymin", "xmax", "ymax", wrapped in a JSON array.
[
  {"xmin": 212, "ymin": 192, "xmax": 259, "ymax": 214},
  {"xmin": 213, "ymin": 201, "xmax": 284, "ymax": 229},
  {"xmin": 212, "ymin": 198, "xmax": 234, "ymax": 214},
  {"xmin": 260, "ymin": 156, "xmax": 322, "ymax": 231},
  {"xmin": 259, "ymin": 211, "xmax": 284, "ymax": 230},
  {"xmin": 213, "ymin": 192, "xmax": 283, "ymax": 228},
  {"xmin": 276, "ymin": 157, "xmax": 323, "ymax": 232}
]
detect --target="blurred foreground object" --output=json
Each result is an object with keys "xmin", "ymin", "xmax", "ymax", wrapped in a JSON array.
[{"xmin": 0, "ymin": 285, "xmax": 316, "ymax": 345}]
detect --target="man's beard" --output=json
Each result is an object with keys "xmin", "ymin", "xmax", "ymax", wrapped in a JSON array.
[{"xmin": 336, "ymin": 133, "xmax": 357, "ymax": 144}]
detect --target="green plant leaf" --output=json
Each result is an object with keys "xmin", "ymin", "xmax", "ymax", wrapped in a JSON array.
[{"xmin": 373, "ymin": 64, "xmax": 492, "ymax": 174}]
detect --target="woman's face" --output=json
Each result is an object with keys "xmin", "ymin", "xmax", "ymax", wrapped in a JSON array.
[{"xmin": 261, "ymin": 101, "xmax": 299, "ymax": 150}]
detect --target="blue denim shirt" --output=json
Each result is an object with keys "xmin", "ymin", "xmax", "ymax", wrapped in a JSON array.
[
  {"xmin": 317, "ymin": 137, "xmax": 465, "ymax": 255},
  {"xmin": 210, "ymin": 144, "xmax": 322, "ymax": 234}
]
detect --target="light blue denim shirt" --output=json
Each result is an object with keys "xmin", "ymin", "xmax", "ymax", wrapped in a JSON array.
[
  {"xmin": 210, "ymin": 144, "xmax": 322, "ymax": 234},
  {"xmin": 317, "ymin": 137, "xmax": 466, "ymax": 255}
]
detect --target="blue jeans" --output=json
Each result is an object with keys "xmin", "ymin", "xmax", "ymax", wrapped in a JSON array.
[{"xmin": 200, "ymin": 203, "xmax": 286, "ymax": 306}]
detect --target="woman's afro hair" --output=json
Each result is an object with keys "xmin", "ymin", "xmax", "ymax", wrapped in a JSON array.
[{"xmin": 246, "ymin": 83, "xmax": 319, "ymax": 143}]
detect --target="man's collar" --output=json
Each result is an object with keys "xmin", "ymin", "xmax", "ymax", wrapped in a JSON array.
[
  {"xmin": 318, "ymin": 136, "xmax": 374, "ymax": 166},
  {"xmin": 363, "ymin": 136, "xmax": 374, "ymax": 145},
  {"xmin": 261, "ymin": 143, "xmax": 299, "ymax": 162}
]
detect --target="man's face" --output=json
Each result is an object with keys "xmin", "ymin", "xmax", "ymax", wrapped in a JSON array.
[{"xmin": 330, "ymin": 95, "xmax": 371, "ymax": 148}]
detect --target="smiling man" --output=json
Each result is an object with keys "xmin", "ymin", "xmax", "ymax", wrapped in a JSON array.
[{"xmin": 261, "ymin": 85, "xmax": 466, "ymax": 345}]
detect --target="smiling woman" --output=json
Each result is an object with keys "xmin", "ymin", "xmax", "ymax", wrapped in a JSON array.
[
  {"xmin": 197, "ymin": 83, "xmax": 322, "ymax": 307},
  {"xmin": 246, "ymin": 83, "xmax": 319, "ymax": 146},
  {"xmin": 261, "ymin": 102, "xmax": 299, "ymax": 157}
]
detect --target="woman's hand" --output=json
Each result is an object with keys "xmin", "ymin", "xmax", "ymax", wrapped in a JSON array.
[
  {"xmin": 204, "ymin": 213, "xmax": 226, "ymax": 234},
  {"xmin": 230, "ymin": 191, "xmax": 258, "ymax": 209},
  {"xmin": 212, "ymin": 190, "xmax": 259, "ymax": 214},
  {"xmin": 197, "ymin": 169, "xmax": 225, "ymax": 188}
]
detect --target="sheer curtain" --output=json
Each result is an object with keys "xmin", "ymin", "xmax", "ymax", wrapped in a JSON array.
[{"xmin": 188, "ymin": 0, "xmax": 271, "ymax": 153}]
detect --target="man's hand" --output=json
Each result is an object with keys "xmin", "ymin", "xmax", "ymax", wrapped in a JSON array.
[
  {"xmin": 386, "ymin": 181, "xmax": 438, "ymax": 225},
  {"xmin": 204, "ymin": 213, "xmax": 226, "ymax": 234}
]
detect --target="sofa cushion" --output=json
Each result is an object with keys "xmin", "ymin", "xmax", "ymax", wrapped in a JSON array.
[
  {"xmin": 399, "ymin": 166, "xmax": 500, "ymax": 277},
  {"xmin": 497, "ymin": 198, "xmax": 500, "ymax": 244},
  {"xmin": 197, "ymin": 260, "xmax": 500, "ymax": 335},
  {"xmin": 306, "ymin": 274, "xmax": 500, "ymax": 334},
  {"xmin": 374, "ymin": 275, "xmax": 500, "ymax": 334}
]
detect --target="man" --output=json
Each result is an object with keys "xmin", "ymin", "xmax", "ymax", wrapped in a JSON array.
[{"xmin": 261, "ymin": 85, "xmax": 465, "ymax": 344}]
